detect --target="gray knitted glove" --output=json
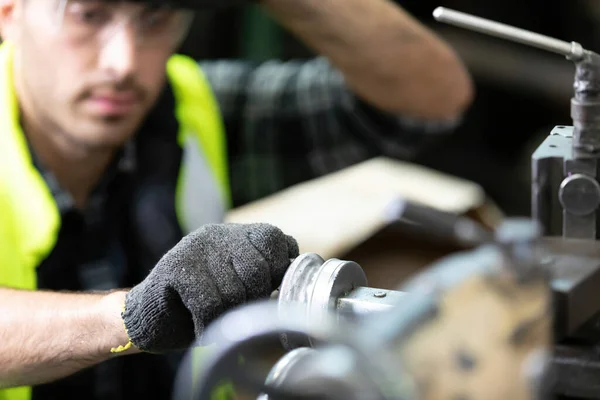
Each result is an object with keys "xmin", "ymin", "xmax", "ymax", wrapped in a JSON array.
[{"xmin": 121, "ymin": 223, "xmax": 299, "ymax": 353}]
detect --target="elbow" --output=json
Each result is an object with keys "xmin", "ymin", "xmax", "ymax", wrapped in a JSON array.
[
  {"xmin": 438, "ymin": 54, "xmax": 475, "ymax": 120},
  {"xmin": 432, "ymin": 81, "xmax": 474, "ymax": 123},
  {"xmin": 423, "ymin": 47, "xmax": 475, "ymax": 121}
]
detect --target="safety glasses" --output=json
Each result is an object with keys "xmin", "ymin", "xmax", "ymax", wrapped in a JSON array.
[{"xmin": 51, "ymin": 0, "xmax": 194, "ymax": 48}]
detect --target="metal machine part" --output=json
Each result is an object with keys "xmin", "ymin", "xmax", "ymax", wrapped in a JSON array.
[
  {"xmin": 173, "ymin": 300, "xmax": 401, "ymax": 400},
  {"xmin": 384, "ymin": 198, "xmax": 494, "ymax": 247},
  {"xmin": 175, "ymin": 217, "xmax": 554, "ymax": 400},
  {"xmin": 432, "ymin": 8, "xmax": 585, "ymax": 61},
  {"xmin": 276, "ymin": 253, "xmax": 405, "ymax": 348},
  {"xmin": 169, "ymin": 197, "xmax": 600, "ymax": 399},
  {"xmin": 553, "ymin": 345, "xmax": 600, "ymax": 399},
  {"xmin": 434, "ymin": 7, "xmax": 600, "ymax": 240},
  {"xmin": 533, "ymin": 126, "xmax": 600, "ymax": 239},
  {"xmin": 335, "ymin": 286, "xmax": 405, "ymax": 316},
  {"xmin": 273, "ymin": 217, "xmax": 600, "ymax": 342},
  {"xmin": 542, "ymin": 238, "xmax": 600, "ymax": 340},
  {"xmin": 172, "ymin": 239, "xmax": 600, "ymax": 399},
  {"xmin": 256, "ymin": 348, "xmax": 318, "ymax": 400},
  {"xmin": 273, "ymin": 238, "xmax": 600, "ymax": 342},
  {"xmin": 256, "ymin": 346, "xmax": 389, "ymax": 400},
  {"xmin": 424, "ymin": 13, "xmax": 600, "ymax": 396},
  {"xmin": 267, "ymin": 220, "xmax": 600, "ymax": 398}
]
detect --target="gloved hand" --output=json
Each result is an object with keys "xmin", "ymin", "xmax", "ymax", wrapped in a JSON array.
[{"xmin": 121, "ymin": 223, "xmax": 299, "ymax": 353}]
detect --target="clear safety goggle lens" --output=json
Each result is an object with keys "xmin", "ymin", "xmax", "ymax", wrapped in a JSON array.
[{"xmin": 53, "ymin": 0, "xmax": 194, "ymax": 47}]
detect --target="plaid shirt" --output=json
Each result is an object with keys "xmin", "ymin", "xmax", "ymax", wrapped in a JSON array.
[{"xmin": 200, "ymin": 57, "xmax": 460, "ymax": 207}]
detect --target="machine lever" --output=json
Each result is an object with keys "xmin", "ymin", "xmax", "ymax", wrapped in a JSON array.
[
  {"xmin": 433, "ymin": 7, "xmax": 585, "ymax": 61},
  {"xmin": 385, "ymin": 198, "xmax": 493, "ymax": 247}
]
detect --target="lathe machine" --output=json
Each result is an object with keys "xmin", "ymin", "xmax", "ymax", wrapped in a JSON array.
[{"xmin": 172, "ymin": 8, "xmax": 600, "ymax": 400}]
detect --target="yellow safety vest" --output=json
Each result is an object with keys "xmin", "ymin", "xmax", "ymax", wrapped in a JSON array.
[{"xmin": 0, "ymin": 40, "xmax": 231, "ymax": 400}]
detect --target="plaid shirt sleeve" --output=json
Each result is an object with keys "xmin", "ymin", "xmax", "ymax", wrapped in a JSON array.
[{"xmin": 199, "ymin": 57, "xmax": 461, "ymax": 207}]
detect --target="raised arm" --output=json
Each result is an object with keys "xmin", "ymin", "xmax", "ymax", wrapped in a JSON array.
[
  {"xmin": 261, "ymin": 0, "xmax": 473, "ymax": 120},
  {"xmin": 202, "ymin": 57, "xmax": 467, "ymax": 206},
  {"xmin": 0, "ymin": 288, "xmax": 132, "ymax": 388},
  {"xmin": 201, "ymin": 1, "xmax": 473, "ymax": 205}
]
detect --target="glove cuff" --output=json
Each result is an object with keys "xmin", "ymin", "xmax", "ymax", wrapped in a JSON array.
[
  {"xmin": 105, "ymin": 294, "xmax": 134, "ymax": 353},
  {"xmin": 122, "ymin": 279, "xmax": 196, "ymax": 353},
  {"xmin": 121, "ymin": 283, "xmax": 162, "ymax": 352},
  {"xmin": 110, "ymin": 340, "xmax": 134, "ymax": 353},
  {"xmin": 110, "ymin": 296, "xmax": 135, "ymax": 353}
]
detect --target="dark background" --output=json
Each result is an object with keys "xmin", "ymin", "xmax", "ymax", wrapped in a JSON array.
[{"xmin": 178, "ymin": 0, "xmax": 600, "ymax": 217}]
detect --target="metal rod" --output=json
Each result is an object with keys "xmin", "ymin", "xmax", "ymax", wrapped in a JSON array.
[
  {"xmin": 432, "ymin": 7, "xmax": 585, "ymax": 61},
  {"xmin": 336, "ymin": 287, "xmax": 405, "ymax": 316},
  {"xmin": 385, "ymin": 198, "xmax": 493, "ymax": 247}
]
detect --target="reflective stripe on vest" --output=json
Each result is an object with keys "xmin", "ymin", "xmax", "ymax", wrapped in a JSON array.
[
  {"xmin": 0, "ymin": 41, "xmax": 229, "ymax": 400},
  {"xmin": 167, "ymin": 54, "xmax": 231, "ymax": 233}
]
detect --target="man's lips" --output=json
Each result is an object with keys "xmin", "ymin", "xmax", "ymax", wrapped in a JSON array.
[{"xmin": 86, "ymin": 92, "xmax": 140, "ymax": 116}]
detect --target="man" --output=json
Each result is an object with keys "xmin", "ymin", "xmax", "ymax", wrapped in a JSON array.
[{"xmin": 0, "ymin": 0, "xmax": 473, "ymax": 399}]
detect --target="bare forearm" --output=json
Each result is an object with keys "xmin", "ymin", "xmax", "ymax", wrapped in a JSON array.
[
  {"xmin": 0, "ymin": 288, "xmax": 137, "ymax": 388},
  {"xmin": 261, "ymin": 0, "xmax": 473, "ymax": 119}
]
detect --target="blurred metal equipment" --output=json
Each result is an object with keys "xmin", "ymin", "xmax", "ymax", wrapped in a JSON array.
[
  {"xmin": 174, "ymin": 217, "xmax": 554, "ymax": 400},
  {"xmin": 173, "ymin": 206, "xmax": 600, "ymax": 399},
  {"xmin": 384, "ymin": 197, "xmax": 494, "ymax": 247},
  {"xmin": 276, "ymin": 253, "xmax": 404, "ymax": 350},
  {"xmin": 433, "ymin": 7, "xmax": 600, "ymax": 240},
  {"xmin": 276, "ymin": 240, "xmax": 600, "ymax": 345}
]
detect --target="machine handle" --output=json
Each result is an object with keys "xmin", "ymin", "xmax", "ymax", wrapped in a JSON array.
[
  {"xmin": 433, "ymin": 7, "xmax": 585, "ymax": 61},
  {"xmin": 385, "ymin": 198, "xmax": 493, "ymax": 247}
]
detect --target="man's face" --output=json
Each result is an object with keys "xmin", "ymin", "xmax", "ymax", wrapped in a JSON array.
[{"xmin": 0, "ymin": 0, "xmax": 192, "ymax": 150}]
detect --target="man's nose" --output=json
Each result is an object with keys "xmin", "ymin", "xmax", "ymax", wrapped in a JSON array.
[{"xmin": 98, "ymin": 24, "xmax": 137, "ymax": 79}]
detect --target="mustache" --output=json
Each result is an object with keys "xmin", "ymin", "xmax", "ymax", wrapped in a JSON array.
[{"xmin": 77, "ymin": 76, "xmax": 147, "ymax": 101}]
